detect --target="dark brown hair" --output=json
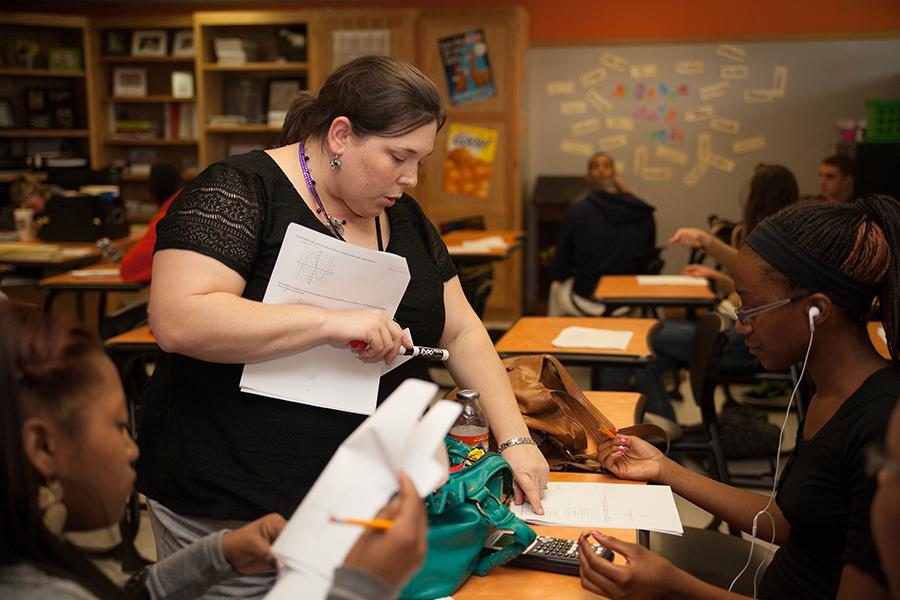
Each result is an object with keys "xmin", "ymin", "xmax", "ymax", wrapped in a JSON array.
[
  {"xmin": 0, "ymin": 302, "xmax": 125, "ymax": 598},
  {"xmin": 743, "ymin": 164, "xmax": 799, "ymax": 234},
  {"xmin": 279, "ymin": 55, "xmax": 446, "ymax": 147},
  {"xmin": 822, "ymin": 154, "xmax": 856, "ymax": 179}
]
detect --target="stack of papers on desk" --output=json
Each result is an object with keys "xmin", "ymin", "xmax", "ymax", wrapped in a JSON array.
[
  {"xmin": 71, "ymin": 268, "xmax": 121, "ymax": 278},
  {"xmin": 511, "ymin": 482, "xmax": 683, "ymax": 535},
  {"xmin": 552, "ymin": 326, "xmax": 633, "ymax": 350},
  {"xmin": 445, "ymin": 235, "xmax": 509, "ymax": 253},
  {"xmin": 0, "ymin": 243, "xmax": 61, "ymax": 261},
  {"xmin": 636, "ymin": 275, "xmax": 708, "ymax": 286}
]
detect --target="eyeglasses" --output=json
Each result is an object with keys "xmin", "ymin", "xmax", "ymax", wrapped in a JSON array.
[
  {"xmin": 866, "ymin": 442, "xmax": 900, "ymax": 479},
  {"xmin": 732, "ymin": 294, "xmax": 810, "ymax": 326}
]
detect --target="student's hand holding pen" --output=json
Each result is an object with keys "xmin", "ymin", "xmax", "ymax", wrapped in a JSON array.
[
  {"xmin": 342, "ymin": 472, "xmax": 428, "ymax": 588},
  {"xmin": 325, "ymin": 308, "xmax": 410, "ymax": 364},
  {"xmin": 596, "ymin": 433, "xmax": 667, "ymax": 483}
]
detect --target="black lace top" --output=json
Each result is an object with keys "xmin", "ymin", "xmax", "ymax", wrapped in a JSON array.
[{"xmin": 136, "ymin": 150, "xmax": 457, "ymax": 520}]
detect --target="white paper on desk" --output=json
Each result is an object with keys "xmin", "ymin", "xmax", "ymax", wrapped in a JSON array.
[
  {"xmin": 552, "ymin": 326, "xmax": 633, "ymax": 350},
  {"xmin": 636, "ymin": 275, "xmax": 708, "ymax": 287},
  {"xmin": 446, "ymin": 235, "xmax": 509, "ymax": 255},
  {"xmin": 240, "ymin": 223, "xmax": 410, "ymax": 415},
  {"xmin": 511, "ymin": 482, "xmax": 683, "ymax": 535},
  {"xmin": 266, "ymin": 379, "xmax": 461, "ymax": 600},
  {"xmin": 71, "ymin": 268, "xmax": 121, "ymax": 278}
]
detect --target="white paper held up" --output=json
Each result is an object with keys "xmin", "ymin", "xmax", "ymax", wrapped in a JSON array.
[{"xmin": 551, "ymin": 326, "xmax": 633, "ymax": 351}]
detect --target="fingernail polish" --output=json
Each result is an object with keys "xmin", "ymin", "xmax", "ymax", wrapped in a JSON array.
[{"xmin": 618, "ymin": 437, "xmax": 628, "ymax": 444}]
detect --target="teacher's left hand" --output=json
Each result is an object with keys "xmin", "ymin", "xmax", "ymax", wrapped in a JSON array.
[{"xmin": 501, "ymin": 443, "xmax": 549, "ymax": 515}]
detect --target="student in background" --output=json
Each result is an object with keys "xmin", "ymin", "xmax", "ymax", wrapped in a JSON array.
[
  {"xmin": 580, "ymin": 195, "xmax": 900, "ymax": 600},
  {"xmin": 9, "ymin": 174, "xmax": 51, "ymax": 215},
  {"xmin": 872, "ymin": 402, "xmax": 900, "ymax": 599},
  {"xmin": 549, "ymin": 151, "xmax": 656, "ymax": 314},
  {"xmin": 818, "ymin": 154, "xmax": 856, "ymax": 204},
  {"xmin": 119, "ymin": 163, "xmax": 183, "ymax": 283},
  {"xmin": 0, "ymin": 302, "xmax": 428, "ymax": 600}
]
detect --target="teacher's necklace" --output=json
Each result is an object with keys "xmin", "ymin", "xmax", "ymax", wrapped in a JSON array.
[{"xmin": 298, "ymin": 140, "xmax": 383, "ymax": 251}]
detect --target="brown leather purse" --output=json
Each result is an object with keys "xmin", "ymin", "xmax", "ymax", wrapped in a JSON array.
[{"xmin": 499, "ymin": 354, "xmax": 668, "ymax": 471}]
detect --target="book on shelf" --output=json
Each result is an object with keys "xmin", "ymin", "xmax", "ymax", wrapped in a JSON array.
[{"xmin": 164, "ymin": 103, "xmax": 196, "ymax": 140}]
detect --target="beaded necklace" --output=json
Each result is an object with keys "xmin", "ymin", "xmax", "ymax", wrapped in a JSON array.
[{"xmin": 298, "ymin": 140, "xmax": 383, "ymax": 250}]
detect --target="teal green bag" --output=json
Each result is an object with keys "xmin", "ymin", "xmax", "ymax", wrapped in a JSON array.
[{"xmin": 400, "ymin": 438, "xmax": 537, "ymax": 599}]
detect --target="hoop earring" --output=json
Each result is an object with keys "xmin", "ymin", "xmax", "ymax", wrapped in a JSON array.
[
  {"xmin": 330, "ymin": 155, "xmax": 343, "ymax": 171},
  {"xmin": 38, "ymin": 479, "xmax": 67, "ymax": 538}
]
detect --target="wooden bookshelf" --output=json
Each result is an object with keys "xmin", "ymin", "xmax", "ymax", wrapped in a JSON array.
[{"xmin": 3, "ymin": 129, "xmax": 90, "ymax": 138}]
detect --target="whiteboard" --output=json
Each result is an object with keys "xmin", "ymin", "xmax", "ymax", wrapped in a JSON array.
[{"xmin": 526, "ymin": 39, "xmax": 900, "ymax": 271}]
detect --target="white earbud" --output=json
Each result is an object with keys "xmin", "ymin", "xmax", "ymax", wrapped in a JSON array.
[{"xmin": 808, "ymin": 306, "xmax": 821, "ymax": 332}]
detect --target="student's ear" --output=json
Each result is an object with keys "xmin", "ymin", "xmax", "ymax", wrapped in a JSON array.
[
  {"xmin": 21, "ymin": 417, "xmax": 61, "ymax": 480},
  {"xmin": 805, "ymin": 292, "xmax": 832, "ymax": 330},
  {"xmin": 326, "ymin": 116, "xmax": 354, "ymax": 158}
]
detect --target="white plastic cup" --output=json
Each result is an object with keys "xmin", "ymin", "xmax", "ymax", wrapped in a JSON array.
[{"xmin": 13, "ymin": 208, "xmax": 35, "ymax": 242}]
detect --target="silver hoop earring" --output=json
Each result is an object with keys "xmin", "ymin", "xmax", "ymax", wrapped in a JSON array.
[{"xmin": 330, "ymin": 155, "xmax": 343, "ymax": 171}]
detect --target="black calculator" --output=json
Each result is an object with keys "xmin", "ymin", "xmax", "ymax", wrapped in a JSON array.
[{"xmin": 484, "ymin": 530, "xmax": 614, "ymax": 576}]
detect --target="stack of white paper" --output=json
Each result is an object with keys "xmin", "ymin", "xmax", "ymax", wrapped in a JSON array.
[
  {"xmin": 266, "ymin": 379, "xmax": 462, "ymax": 599},
  {"xmin": 551, "ymin": 326, "xmax": 633, "ymax": 350},
  {"xmin": 446, "ymin": 235, "xmax": 509, "ymax": 254},
  {"xmin": 636, "ymin": 275, "xmax": 708, "ymax": 287},
  {"xmin": 510, "ymin": 482, "xmax": 683, "ymax": 535}
]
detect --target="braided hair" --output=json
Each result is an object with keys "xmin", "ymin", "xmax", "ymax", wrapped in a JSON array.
[{"xmin": 764, "ymin": 194, "xmax": 899, "ymax": 364}]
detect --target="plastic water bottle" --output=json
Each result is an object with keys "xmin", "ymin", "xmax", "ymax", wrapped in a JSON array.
[{"xmin": 449, "ymin": 389, "xmax": 489, "ymax": 453}]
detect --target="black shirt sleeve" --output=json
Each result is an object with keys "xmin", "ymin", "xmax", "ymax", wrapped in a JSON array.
[
  {"xmin": 154, "ymin": 161, "xmax": 262, "ymax": 280},
  {"xmin": 408, "ymin": 199, "xmax": 457, "ymax": 282}
]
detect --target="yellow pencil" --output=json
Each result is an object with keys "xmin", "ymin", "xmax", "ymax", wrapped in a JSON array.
[
  {"xmin": 330, "ymin": 516, "xmax": 395, "ymax": 530},
  {"xmin": 600, "ymin": 427, "xmax": 618, "ymax": 440}
]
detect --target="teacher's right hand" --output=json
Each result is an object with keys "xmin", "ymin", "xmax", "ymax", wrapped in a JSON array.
[{"xmin": 325, "ymin": 308, "xmax": 409, "ymax": 364}]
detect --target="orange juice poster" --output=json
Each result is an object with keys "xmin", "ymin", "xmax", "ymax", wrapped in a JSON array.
[{"xmin": 441, "ymin": 124, "xmax": 498, "ymax": 199}]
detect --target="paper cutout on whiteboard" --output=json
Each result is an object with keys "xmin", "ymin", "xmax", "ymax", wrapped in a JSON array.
[
  {"xmin": 633, "ymin": 146, "xmax": 648, "ymax": 176},
  {"xmin": 675, "ymin": 60, "xmax": 704, "ymax": 75},
  {"xmin": 641, "ymin": 166, "xmax": 672, "ymax": 181},
  {"xmin": 580, "ymin": 67, "xmax": 608, "ymax": 87},
  {"xmin": 571, "ymin": 117, "xmax": 601, "ymax": 137},
  {"xmin": 561, "ymin": 139, "xmax": 594, "ymax": 157},
  {"xmin": 716, "ymin": 44, "xmax": 746, "ymax": 62},
  {"xmin": 684, "ymin": 105, "xmax": 714, "ymax": 122},
  {"xmin": 606, "ymin": 116, "xmax": 635, "ymax": 131},
  {"xmin": 683, "ymin": 162, "xmax": 709, "ymax": 188},
  {"xmin": 699, "ymin": 81, "xmax": 729, "ymax": 101},
  {"xmin": 599, "ymin": 52, "xmax": 628, "ymax": 72},
  {"xmin": 732, "ymin": 135, "xmax": 767, "ymax": 154},
  {"xmin": 655, "ymin": 145, "xmax": 689, "ymax": 166},
  {"xmin": 720, "ymin": 65, "xmax": 748, "ymax": 79},
  {"xmin": 772, "ymin": 66, "xmax": 788, "ymax": 97},
  {"xmin": 547, "ymin": 81, "xmax": 575, "ymax": 95},
  {"xmin": 629, "ymin": 64, "xmax": 658, "ymax": 80},
  {"xmin": 598, "ymin": 134, "xmax": 628, "ymax": 152},
  {"xmin": 744, "ymin": 89, "xmax": 775, "ymax": 102},
  {"xmin": 585, "ymin": 89, "xmax": 614, "ymax": 113},
  {"xmin": 708, "ymin": 154, "xmax": 736, "ymax": 173},
  {"xmin": 560, "ymin": 101, "xmax": 588, "ymax": 115},
  {"xmin": 710, "ymin": 117, "xmax": 741, "ymax": 135},
  {"xmin": 614, "ymin": 160, "xmax": 626, "ymax": 174},
  {"xmin": 697, "ymin": 133, "xmax": 712, "ymax": 163}
]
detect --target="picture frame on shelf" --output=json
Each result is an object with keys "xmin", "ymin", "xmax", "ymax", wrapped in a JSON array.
[
  {"xmin": 49, "ymin": 90, "xmax": 75, "ymax": 129},
  {"xmin": 0, "ymin": 98, "xmax": 14, "ymax": 128},
  {"xmin": 13, "ymin": 38, "xmax": 41, "ymax": 69},
  {"xmin": 48, "ymin": 47, "xmax": 83, "ymax": 72},
  {"xmin": 113, "ymin": 67, "xmax": 148, "ymax": 97},
  {"xmin": 172, "ymin": 30, "xmax": 194, "ymax": 57},
  {"xmin": 267, "ymin": 79, "xmax": 301, "ymax": 127},
  {"xmin": 25, "ymin": 88, "xmax": 51, "ymax": 129},
  {"xmin": 131, "ymin": 30, "xmax": 167, "ymax": 57},
  {"xmin": 104, "ymin": 30, "xmax": 130, "ymax": 56},
  {"xmin": 171, "ymin": 71, "xmax": 194, "ymax": 99}
]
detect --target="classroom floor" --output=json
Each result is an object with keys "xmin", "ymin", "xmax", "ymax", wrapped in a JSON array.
[{"xmin": 74, "ymin": 364, "xmax": 799, "ymax": 586}]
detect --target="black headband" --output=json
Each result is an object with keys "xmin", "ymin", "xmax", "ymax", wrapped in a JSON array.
[{"xmin": 745, "ymin": 219, "xmax": 880, "ymax": 312}]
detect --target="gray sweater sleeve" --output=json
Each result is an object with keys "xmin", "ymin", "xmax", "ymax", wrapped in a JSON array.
[
  {"xmin": 326, "ymin": 566, "xmax": 399, "ymax": 600},
  {"xmin": 145, "ymin": 530, "xmax": 236, "ymax": 600}
]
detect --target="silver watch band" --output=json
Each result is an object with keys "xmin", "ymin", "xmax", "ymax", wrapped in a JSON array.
[{"xmin": 497, "ymin": 436, "xmax": 536, "ymax": 453}]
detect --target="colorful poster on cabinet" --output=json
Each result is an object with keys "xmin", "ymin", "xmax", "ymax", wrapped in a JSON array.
[
  {"xmin": 441, "ymin": 123, "xmax": 498, "ymax": 198},
  {"xmin": 438, "ymin": 30, "xmax": 496, "ymax": 105}
]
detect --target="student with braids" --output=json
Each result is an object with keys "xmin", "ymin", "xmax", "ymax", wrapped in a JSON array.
[
  {"xmin": 0, "ymin": 302, "xmax": 429, "ymax": 599},
  {"xmin": 580, "ymin": 195, "xmax": 900, "ymax": 600}
]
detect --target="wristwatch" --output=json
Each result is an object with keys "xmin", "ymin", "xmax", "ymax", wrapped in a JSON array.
[{"xmin": 497, "ymin": 436, "xmax": 536, "ymax": 453}]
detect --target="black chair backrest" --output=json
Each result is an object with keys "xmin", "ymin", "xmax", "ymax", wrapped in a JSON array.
[
  {"xmin": 634, "ymin": 246, "xmax": 665, "ymax": 274},
  {"xmin": 439, "ymin": 215, "xmax": 486, "ymax": 235},
  {"xmin": 689, "ymin": 313, "xmax": 731, "ymax": 418},
  {"xmin": 46, "ymin": 168, "xmax": 120, "ymax": 191}
]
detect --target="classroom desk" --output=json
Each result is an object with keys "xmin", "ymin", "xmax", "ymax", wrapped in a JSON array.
[
  {"xmin": 869, "ymin": 321, "xmax": 889, "ymax": 359},
  {"xmin": 0, "ymin": 239, "xmax": 104, "ymax": 273},
  {"xmin": 442, "ymin": 229, "xmax": 524, "ymax": 262},
  {"xmin": 592, "ymin": 275, "xmax": 716, "ymax": 310},
  {"xmin": 456, "ymin": 391, "xmax": 643, "ymax": 600},
  {"xmin": 39, "ymin": 264, "xmax": 146, "ymax": 325}
]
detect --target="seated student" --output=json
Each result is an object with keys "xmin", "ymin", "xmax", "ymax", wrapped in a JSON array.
[
  {"xmin": 549, "ymin": 151, "xmax": 656, "ymax": 313},
  {"xmin": 0, "ymin": 301, "xmax": 427, "ymax": 600},
  {"xmin": 818, "ymin": 154, "xmax": 856, "ymax": 204},
  {"xmin": 119, "ymin": 164, "xmax": 183, "ymax": 283},
  {"xmin": 873, "ymin": 402, "xmax": 900, "ymax": 598},
  {"xmin": 579, "ymin": 195, "xmax": 900, "ymax": 599},
  {"xmin": 10, "ymin": 174, "xmax": 51, "ymax": 215}
]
